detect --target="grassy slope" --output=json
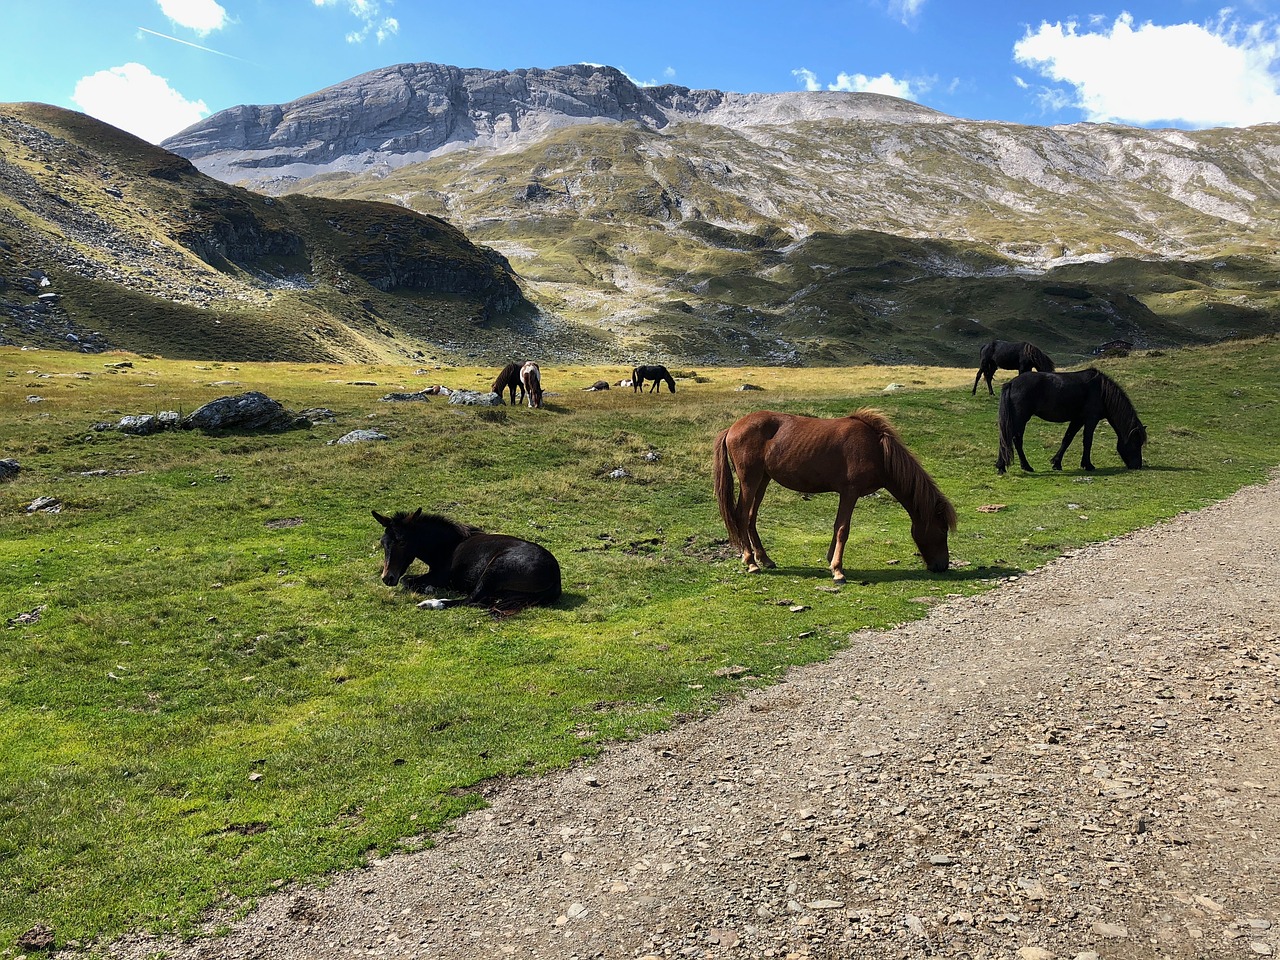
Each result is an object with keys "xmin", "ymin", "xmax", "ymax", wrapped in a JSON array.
[{"xmin": 0, "ymin": 338, "xmax": 1278, "ymax": 946}]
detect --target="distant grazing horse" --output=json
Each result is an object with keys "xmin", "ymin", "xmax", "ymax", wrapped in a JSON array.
[
  {"xmin": 972, "ymin": 340, "xmax": 1055, "ymax": 395},
  {"xmin": 996, "ymin": 368, "xmax": 1147, "ymax": 474},
  {"xmin": 491, "ymin": 362, "xmax": 526, "ymax": 405},
  {"xmin": 373, "ymin": 508, "xmax": 561, "ymax": 612},
  {"xmin": 714, "ymin": 409, "xmax": 957, "ymax": 582},
  {"xmin": 632, "ymin": 364, "xmax": 676, "ymax": 393},
  {"xmin": 520, "ymin": 361, "xmax": 543, "ymax": 408}
]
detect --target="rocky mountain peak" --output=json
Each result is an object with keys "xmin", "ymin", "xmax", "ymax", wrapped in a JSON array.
[{"xmin": 161, "ymin": 61, "xmax": 943, "ymax": 183}]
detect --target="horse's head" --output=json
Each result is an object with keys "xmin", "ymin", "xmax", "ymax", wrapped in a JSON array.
[
  {"xmin": 911, "ymin": 501, "xmax": 953, "ymax": 573},
  {"xmin": 373, "ymin": 507, "xmax": 421, "ymax": 586},
  {"xmin": 1117, "ymin": 422, "xmax": 1147, "ymax": 469}
]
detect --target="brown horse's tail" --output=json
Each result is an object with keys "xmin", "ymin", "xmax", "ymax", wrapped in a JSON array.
[
  {"xmin": 866, "ymin": 411, "xmax": 957, "ymax": 532},
  {"xmin": 713, "ymin": 429, "xmax": 745, "ymax": 550}
]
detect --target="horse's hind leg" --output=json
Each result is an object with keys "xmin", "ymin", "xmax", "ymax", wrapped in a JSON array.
[
  {"xmin": 826, "ymin": 494, "xmax": 857, "ymax": 583},
  {"xmin": 1013, "ymin": 418, "xmax": 1035, "ymax": 472},
  {"xmin": 1051, "ymin": 421, "xmax": 1083, "ymax": 470},
  {"xmin": 739, "ymin": 474, "xmax": 775, "ymax": 572}
]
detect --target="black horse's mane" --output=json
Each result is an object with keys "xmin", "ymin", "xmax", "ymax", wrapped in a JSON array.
[
  {"xmin": 393, "ymin": 510, "xmax": 481, "ymax": 539},
  {"xmin": 1092, "ymin": 368, "xmax": 1145, "ymax": 438}
]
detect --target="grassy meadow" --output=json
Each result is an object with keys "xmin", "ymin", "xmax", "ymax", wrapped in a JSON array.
[{"xmin": 1, "ymin": 338, "xmax": 1278, "ymax": 948}]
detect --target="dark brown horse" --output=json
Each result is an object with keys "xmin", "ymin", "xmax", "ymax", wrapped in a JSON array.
[
  {"xmin": 714, "ymin": 409, "xmax": 957, "ymax": 582},
  {"xmin": 972, "ymin": 340, "xmax": 1055, "ymax": 395},
  {"xmin": 520, "ymin": 361, "xmax": 543, "ymax": 408},
  {"xmin": 373, "ymin": 508, "xmax": 561, "ymax": 612},
  {"xmin": 997, "ymin": 368, "xmax": 1147, "ymax": 473},
  {"xmin": 632, "ymin": 364, "xmax": 676, "ymax": 393},
  {"xmin": 491, "ymin": 362, "xmax": 526, "ymax": 405}
]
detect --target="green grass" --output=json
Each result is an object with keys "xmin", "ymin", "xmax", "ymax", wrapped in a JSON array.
[{"xmin": 1, "ymin": 339, "xmax": 1278, "ymax": 948}]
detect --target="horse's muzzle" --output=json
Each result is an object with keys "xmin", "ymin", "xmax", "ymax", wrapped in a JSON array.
[{"xmin": 381, "ymin": 570, "xmax": 400, "ymax": 587}]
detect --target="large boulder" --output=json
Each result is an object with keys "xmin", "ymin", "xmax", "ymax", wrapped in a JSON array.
[
  {"xmin": 182, "ymin": 391, "xmax": 306, "ymax": 432},
  {"xmin": 0, "ymin": 459, "xmax": 19, "ymax": 482}
]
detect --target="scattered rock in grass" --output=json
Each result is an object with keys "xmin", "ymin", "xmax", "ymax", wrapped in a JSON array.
[
  {"xmin": 297, "ymin": 408, "xmax": 337, "ymax": 423},
  {"xmin": 26, "ymin": 496, "xmax": 61, "ymax": 513},
  {"xmin": 379, "ymin": 390, "xmax": 436, "ymax": 402},
  {"xmin": 328, "ymin": 430, "xmax": 388, "ymax": 445},
  {"xmin": 447, "ymin": 390, "xmax": 503, "ymax": 406},
  {"xmin": 0, "ymin": 458, "xmax": 19, "ymax": 481},
  {"xmin": 183, "ymin": 392, "xmax": 309, "ymax": 432},
  {"xmin": 607, "ymin": 467, "xmax": 629, "ymax": 479},
  {"xmin": 883, "ymin": 382, "xmax": 906, "ymax": 392},
  {"xmin": 736, "ymin": 383, "xmax": 764, "ymax": 391}
]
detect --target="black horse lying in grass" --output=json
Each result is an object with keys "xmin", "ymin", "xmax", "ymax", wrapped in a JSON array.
[
  {"xmin": 996, "ymin": 369, "xmax": 1147, "ymax": 474},
  {"xmin": 373, "ymin": 508, "xmax": 561, "ymax": 612},
  {"xmin": 972, "ymin": 339, "xmax": 1055, "ymax": 395},
  {"xmin": 632, "ymin": 364, "xmax": 676, "ymax": 393}
]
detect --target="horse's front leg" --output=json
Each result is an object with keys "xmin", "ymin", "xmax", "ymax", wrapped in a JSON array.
[
  {"xmin": 1051, "ymin": 421, "xmax": 1084, "ymax": 470},
  {"xmin": 827, "ymin": 494, "xmax": 857, "ymax": 583},
  {"xmin": 1080, "ymin": 420, "xmax": 1098, "ymax": 470}
]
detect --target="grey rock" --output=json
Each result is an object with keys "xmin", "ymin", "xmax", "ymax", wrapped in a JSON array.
[
  {"xmin": 447, "ymin": 390, "xmax": 503, "ymax": 406},
  {"xmin": 182, "ymin": 392, "xmax": 306, "ymax": 432},
  {"xmin": 0, "ymin": 459, "xmax": 19, "ymax": 482},
  {"xmin": 379, "ymin": 390, "xmax": 435, "ymax": 402},
  {"xmin": 328, "ymin": 429, "xmax": 389, "ymax": 445},
  {"xmin": 117, "ymin": 414, "xmax": 163, "ymax": 436}
]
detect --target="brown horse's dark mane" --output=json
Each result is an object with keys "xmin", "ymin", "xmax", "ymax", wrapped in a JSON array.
[{"xmin": 848, "ymin": 408, "xmax": 957, "ymax": 532}]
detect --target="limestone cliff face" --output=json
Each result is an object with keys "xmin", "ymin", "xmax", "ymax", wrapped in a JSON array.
[{"xmin": 162, "ymin": 62, "xmax": 944, "ymax": 182}]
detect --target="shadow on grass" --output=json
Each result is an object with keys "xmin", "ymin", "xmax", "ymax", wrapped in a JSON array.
[{"xmin": 748, "ymin": 564, "xmax": 1023, "ymax": 585}]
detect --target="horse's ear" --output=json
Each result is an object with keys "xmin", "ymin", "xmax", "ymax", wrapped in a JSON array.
[
  {"xmin": 372, "ymin": 510, "xmax": 391, "ymax": 527},
  {"xmin": 411, "ymin": 507, "xmax": 423, "ymax": 520}
]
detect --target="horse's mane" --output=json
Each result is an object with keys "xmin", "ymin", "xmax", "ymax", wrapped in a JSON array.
[
  {"xmin": 1020, "ymin": 341, "xmax": 1055, "ymax": 372},
  {"xmin": 394, "ymin": 511, "xmax": 481, "ymax": 539},
  {"xmin": 491, "ymin": 363, "xmax": 520, "ymax": 393},
  {"xmin": 849, "ymin": 408, "xmax": 957, "ymax": 531},
  {"xmin": 1092, "ymin": 369, "xmax": 1145, "ymax": 439}
]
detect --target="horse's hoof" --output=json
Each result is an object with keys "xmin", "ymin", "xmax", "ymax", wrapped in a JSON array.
[
  {"xmin": 832, "ymin": 574, "xmax": 845, "ymax": 585},
  {"xmin": 760, "ymin": 559, "xmax": 777, "ymax": 569},
  {"xmin": 417, "ymin": 598, "xmax": 446, "ymax": 610},
  {"xmin": 1052, "ymin": 462, "xmax": 1062, "ymax": 470},
  {"xmin": 746, "ymin": 564, "xmax": 761, "ymax": 574}
]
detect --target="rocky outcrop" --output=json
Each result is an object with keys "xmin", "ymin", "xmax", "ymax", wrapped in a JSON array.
[{"xmin": 162, "ymin": 63, "xmax": 943, "ymax": 183}]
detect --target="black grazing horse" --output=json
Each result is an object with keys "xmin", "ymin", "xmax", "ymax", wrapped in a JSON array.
[
  {"xmin": 972, "ymin": 340, "xmax": 1055, "ymax": 395},
  {"xmin": 996, "ymin": 369, "xmax": 1147, "ymax": 474},
  {"xmin": 632, "ymin": 364, "xmax": 676, "ymax": 393},
  {"xmin": 373, "ymin": 508, "xmax": 561, "ymax": 612},
  {"xmin": 491, "ymin": 362, "xmax": 526, "ymax": 405}
]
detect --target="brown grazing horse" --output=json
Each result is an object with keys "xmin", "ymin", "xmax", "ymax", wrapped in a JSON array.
[
  {"xmin": 520, "ymin": 361, "xmax": 543, "ymax": 408},
  {"xmin": 714, "ymin": 409, "xmax": 957, "ymax": 582},
  {"xmin": 491, "ymin": 362, "xmax": 526, "ymax": 405}
]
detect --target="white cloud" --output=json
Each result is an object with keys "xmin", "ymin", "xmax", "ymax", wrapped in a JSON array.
[
  {"xmin": 314, "ymin": 0, "xmax": 400, "ymax": 44},
  {"xmin": 794, "ymin": 67, "xmax": 922, "ymax": 100},
  {"xmin": 888, "ymin": 0, "xmax": 925, "ymax": 26},
  {"xmin": 829, "ymin": 71, "xmax": 919, "ymax": 99},
  {"xmin": 792, "ymin": 68, "xmax": 821, "ymax": 91},
  {"xmin": 156, "ymin": 0, "xmax": 228, "ymax": 35},
  {"xmin": 72, "ymin": 63, "xmax": 209, "ymax": 144},
  {"xmin": 1013, "ymin": 12, "xmax": 1280, "ymax": 127}
]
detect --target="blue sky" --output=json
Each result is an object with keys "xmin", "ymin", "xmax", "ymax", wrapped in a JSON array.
[{"xmin": 4, "ymin": 0, "xmax": 1280, "ymax": 144}]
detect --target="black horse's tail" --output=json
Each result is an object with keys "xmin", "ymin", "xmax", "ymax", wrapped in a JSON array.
[
  {"xmin": 996, "ymin": 381, "xmax": 1016, "ymax": 473},
  {"xmin": 1022, "ymin": 342, "xmax": 1055, "ymax": 372}
]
